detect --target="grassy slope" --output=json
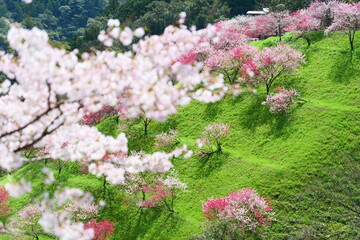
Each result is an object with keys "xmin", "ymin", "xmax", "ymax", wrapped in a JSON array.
[{"xmin": 1, "ymin": 31, "xmax": 359, "ymax": 240}]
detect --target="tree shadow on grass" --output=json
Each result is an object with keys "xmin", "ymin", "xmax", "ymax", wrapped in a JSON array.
[
  {"xmin": 238, "ymin": 94, "xmax": 293, "ymax": 138},
  {"xmin": 155, "ymin": 117, "xmax": 179, "ymax": 133},
  {"xmin": 113, "ymin": 204, "xmax": 182, "ymax": 240},
  {"xmin": 328, "ymin": 50, "xmax": 356, "ymax": 84},
  {"xmin": 203, "ymin": 101, "xmax": 223, "ymax": 121},
  {"xmin": 194, "ymin": 152, "xmax": 229, "ymax": 178}
]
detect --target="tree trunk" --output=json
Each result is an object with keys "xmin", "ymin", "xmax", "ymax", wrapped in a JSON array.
[
  {"xmin": 144, "ymin": 122, "xmax": 148, "ymax": 135},
  {"xmin": 305, "ymin": 36, "xmax": 311, "ymax": 47},
  {"xmin": 349, "ymin": 30, "xmax": 354, "ymax": 51},
  {"xmin": 266, "ymin": 84, "xmax": 270, "ymax": 95},
  {"xmin": 217, "ymin": 143, "xmax": 222, "ymax": 153}
]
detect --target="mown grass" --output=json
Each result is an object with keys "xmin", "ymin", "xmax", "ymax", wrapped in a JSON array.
[{"xmin": 1, "ymin": 31, "xmax": 359, "ymax": 239}]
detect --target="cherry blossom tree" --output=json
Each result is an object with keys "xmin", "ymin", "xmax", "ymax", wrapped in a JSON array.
[
  {"xmin": 155, "ymin": 129, "xmax": 180, "ymax": 149},
  {"xmin": 286, "ymin": 10, "xmax": 321, "ymax": 46},
  {"xmin": 306, "ymin": 1, "xmax": 343, "ymax": 29},
  {"xmin": 262, "ymin": 87, "xmax": 301, "ymax": 113},
  {"xmin": 180, "ymin": 20, "xmax": 251, "ymax": 85},
  {"xmin": 246, "ymin": 12, "xmax": 293, "ymax": 41},
  {"xmin": 196, "ymin": 123, "xmax": 230, "ymax": 154},
  {"xmin": 239, "ymin": 44, "xmax": 304, "ymax": 94},
  {"xmin": 7, "ymin": 203, "xmax": 45, "ymax": 239},
  {"xmin": 84, "ymin": 219, "xmax": 115, "ymax": 240},
  {"xmin": 325, "ymin": 2, "xmax": 360, "ymax": 51},
  {"xmin": 6, "ymin": 200, "xmax": 99, "ymax": 239}
]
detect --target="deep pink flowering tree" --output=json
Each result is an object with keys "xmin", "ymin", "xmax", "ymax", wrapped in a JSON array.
[
  {"xmin": 85, "ymin": 219, "xmax": 115, "ymax": 240},
  {"xmin": 138, "ymin": 184, "xmax": 175, "ymax": 211},
  {"xmin": 82, "ymin": 106, "xmax": 117, "ymax": 126},
  {"xmin": 203, "ymin": 197, "xmax": 229, "ymax": 221},
  {"xmin": 239, "ymin": 44, "xmax": 304, "ymax": 94},
  {"xmin": 0, "ymin": 187, "xmax": 9, "ymax": 218},
  {"xmin": 201, "ymin": 188, "xmax": 274, "ymax": 236},
  {"xmin": 262, "ymin": 87, "xmax": 301, "ymax": 113},
  {"xmin": 196, "ymin": 123, "xmax": 230, "ymax": 154},
  {"xmin": 325, "ymin": 2, "xmax": 360, "ymax": 51}
]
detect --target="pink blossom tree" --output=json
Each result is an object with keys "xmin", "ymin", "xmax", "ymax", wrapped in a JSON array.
[
  {"xmin": 286, "ymin": 10, "xmax": 321, "ymax": 46},
  {"xmin": 239, "ymin": 44, "xmax": 304, "ymax": 94},
  {"xmin": 196, "ymin": 123, "xmax": 230, "ymax": 154},
  {"xmin": 136, "ymin": 169, "xmax": 187, "ymax": 212},
  {"xmin": 181, "ymin": 20, "xmax": 251, "ymax": 84},
  {"xmin": 262, "ymin": 87, "xmax": 301, "ymax": 113},
  {"xmin": 82, "ymin": 106, "xmax": 117, "ymax": 126},
  {"xmin": 155, "ymin": 129, "xmax": 180, "ymax": 149},
  {"xmin": 85, "ymin": 219, "xmax": 115, "ymax": 240},
  {"xmin": 7, "ymin": 203, "xmax": 45, "ymax": 239},
  {"xmin": 306, "ymin": 1, "xmax": 343, "ymax": 29},
  {"xmin": 325, "ymin": 2, "xmax": 360, "ymax": 51},
  {"xmin": 200, "ymin": 189, "xmax": 274, "ymax": 237},
  {"xmin": 247, "ymin": 12, "xmax": 293, "ymax": 41},
  {"xmin": 138, "ymin": 184, "xmax": 175, "ymax": 211},
  {"xmin": 204, "ymin": 45, "xmax": 258, "ymax": 84}
]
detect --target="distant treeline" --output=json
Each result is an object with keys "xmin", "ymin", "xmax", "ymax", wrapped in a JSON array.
[{"xmin": 0, "ymin": 0, "xmax": 105, "ymax": 41}]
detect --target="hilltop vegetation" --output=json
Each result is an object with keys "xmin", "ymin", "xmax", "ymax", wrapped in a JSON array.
[{"xmin": 0, "ymin": 0, "xmax": 106, "ymax": 46}]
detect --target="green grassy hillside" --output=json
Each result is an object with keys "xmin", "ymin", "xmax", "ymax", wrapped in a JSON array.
[{"xmin": 1, "ymin": 31, "xmax": 359, "ymax": 240}]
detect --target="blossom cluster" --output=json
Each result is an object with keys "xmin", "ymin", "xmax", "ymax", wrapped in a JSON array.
[
  {"xmin": 262, "ymin": 87, "xmax": 300, "ymax": 113},
  {"xmin": 0, "ymin": 187, "xmax": 9, "ymax": 218},
  {"xmin": 4, "ymin": 188, "xmax": 98, "ymax": 240},
  {"xmin": 196, "ymin": 123, "xmax": 230, "ymax": 152},
  {"xmin": 202, "ymin": 188, "xmax": 274, "ymax": 231},
  {"xmin": 120, "ymin": 168, "xmax": 187, "ymax": 210},
  {"xmin": 155, "ymin": 129, "xmax": 179, "ymax": 149},
  {"xmin": 84, "ymin": 219, "xmax": 115, "ymax": 240},
  {"xmin": 82, "ymin": 105, "xmax": 117, "ymax": 126},
  {"xmin": 138, "ymin": 184, "xmax": 175, "ymax": 208}
]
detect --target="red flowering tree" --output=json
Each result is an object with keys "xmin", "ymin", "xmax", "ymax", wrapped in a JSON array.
[
  {"xmin": 199, "ymin": 189, "xmax": 274, "ymax": 238},
  {"xmin": 138, "ymin": 184, "xmax": 175, "ymax": 211},
  {"xmin": 85, "ymin": 219, "xmax": 115, "ymax": 240},
  {"xmin": 137, "ymin": 170, "xmax": 187, "ymax": 212},
  {"xmin": 82, "ymin": 106, "xmax": 118, "ymax": 126},
  {"xmin": 0, "ymin": 187, "xmax": 9, "ymax": 218}
]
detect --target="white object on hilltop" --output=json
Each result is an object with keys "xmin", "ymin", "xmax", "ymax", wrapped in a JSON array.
[{"xmin": 246, "ymin": 8, "xmax": 269, "ymax": 15}]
